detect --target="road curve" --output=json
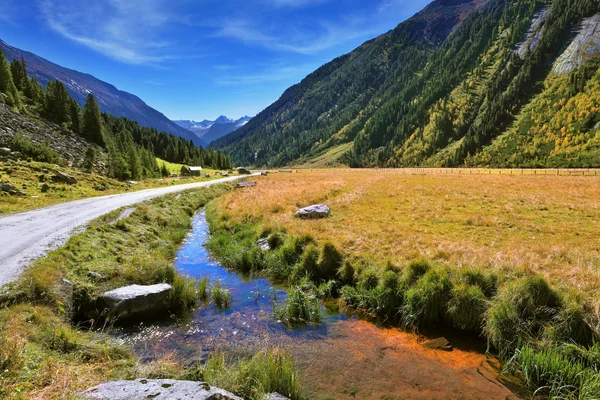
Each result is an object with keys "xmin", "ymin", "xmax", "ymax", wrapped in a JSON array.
[{"xmin": 0, "ymin": 174, "xmax": 254, "ymax": 286}]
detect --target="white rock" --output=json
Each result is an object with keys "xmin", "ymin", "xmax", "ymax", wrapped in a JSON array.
[
  {"xmin": 83, "ymin": 379, "xmax": 242, "ymax": 400},
  {"xmin": 295, "ymin": 204, "xmax": 331, "ymax": 219}
]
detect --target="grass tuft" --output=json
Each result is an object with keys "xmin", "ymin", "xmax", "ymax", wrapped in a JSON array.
[
  {"xmin": 211, "ymin": 280, "xmax": 232, "ymax": 309},
  {"xmin": 274, "ymin": 286, "xmax": 322, "ymax": 325},
  {"xmin": 201, "ymin": 348, "xmax": 304, "ymax": 400}
]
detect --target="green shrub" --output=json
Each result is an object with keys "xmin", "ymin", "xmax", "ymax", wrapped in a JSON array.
[
  {"xmin": 446, "ymin": 283, "xmax": 487, "ymax": 331},
  {"xmin": 279, "ymin": 234, "xmax": 315, "ymax": 266},
  {"xmin": 168, "ymin": 275, "xmax": 199, "ymax": 313},
  {"xmin": 484, "ymin": 276, "xmax": 562, "ymax": 357},
  {"xmin": 338, "ymin": 259, "xmax": 356, "ymax": 284},
  {"xmin": 211, "ymin": 280, "xmax": 232, "ymax": 309},
  {"xmin": 274, "ymin": 287, "xmax": 322, "ymax": 325},
  {"xmin": 316, "ymin": 242, "xmax": 343, "ymax": 281},
  {"xmin": 201, "ymin": 348, "xmax": 304, "ymax": 400},
  {"xmin": 358, "ymin": 269, "xmax": 379, "ymax": 291},
  {"xmin": 267, "ymin": 232, "xmax": 285, "ymax": 250},
  {"xmin": 459, "ymin": 268, "xmax": 498, "ymax": 298},
  {"xmin": 545, "ymin": 296, "xmax": 596, "ymax": 346},
  {"xmin": 402, "ymin": 258, "xmax": 430, "ymax": 286},
  {"xmin": 401, "ymin": 269, "xmax": 451, "ymax": 329},
  {"xmin": 295, "ymin": 245, "xmax": 319, "ymax": 281},
  {"xmin": 7, "ymin": 135, "xmax": 62, "ymax": 164}
]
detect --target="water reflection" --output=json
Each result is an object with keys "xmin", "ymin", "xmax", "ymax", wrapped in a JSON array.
[{"xmin": 115, "ymin": 211, "xmax": 343, "ymax": 363}]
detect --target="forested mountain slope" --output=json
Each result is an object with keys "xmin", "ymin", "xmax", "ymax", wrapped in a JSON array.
[
  {"xmin": 0, "ymin": 40, "xmax": 206, "ymax": 147},
  {"xmin": 213, "ymin": 0, "xmax": 600, "ymax": 168},
  {"xmin": 0, "ymin": 50, "xmax": 231, "ymax": 181}
]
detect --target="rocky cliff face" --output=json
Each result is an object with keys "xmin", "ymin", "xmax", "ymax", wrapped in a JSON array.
[{"xmin": 553, "ymin": 14, "xmax": 600, "ymax": 75}]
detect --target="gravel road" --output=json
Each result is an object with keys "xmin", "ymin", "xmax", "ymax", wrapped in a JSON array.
[{"xmin": 0, "ymin": 175, "xmax": 253, "ymax": 286}]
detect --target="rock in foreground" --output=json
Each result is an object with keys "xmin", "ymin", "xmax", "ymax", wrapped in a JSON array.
[
  {"xmin": 296, "ymin": 204, "xmax": 330, "ymax": 219},
  {"xmin": 83, "ymin": 379, "xmax": 242, "ymax": 400},
  {"xmin": 99, "ymin": 284, "xmax": 172, "ymax": 320}
]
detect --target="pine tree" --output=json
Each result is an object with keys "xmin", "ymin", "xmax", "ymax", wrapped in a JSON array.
[
  {"xmin": 161, "ymin": 162, "xmax": 170, "ymax": 177},
  {"xmin": 24, "ymin": 76, "xmax": 42, "ymax": 105},
  {"xmin": 44, "ymin": 80, "xmax": 70, "ymax": 124},
  {"xmin": 0, "ymin": 49, "xmax": 20, "ymax": 107},
  {"xmin": 82, "ymin": 146, "xmax": 96, "ymax": 171},
  {"xmin": 10, "ymin": 57, "xmax": 27, "ymax": 91},
  {"xmin": 83, "ymin": 94, "xmax": 105, "ymax": 147},
  {"xmin": 127, "ymin": 146, "xmax": 142, "ymax": 180},
  {"xmin": 70, "ymin": 99, "xmax": 82, "ymax": 134}
]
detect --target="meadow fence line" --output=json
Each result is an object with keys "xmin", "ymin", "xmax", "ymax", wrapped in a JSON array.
[{"xmin": 280, "ymin": 168, "xmax": 600, "ymax": 176}]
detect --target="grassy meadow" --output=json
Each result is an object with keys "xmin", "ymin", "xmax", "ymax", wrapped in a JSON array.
[{"xmin": 214, "ymin": 169, "xmax": 600, "ymax": 296}]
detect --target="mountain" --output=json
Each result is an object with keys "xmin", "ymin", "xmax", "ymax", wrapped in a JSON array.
[
  {"xmin": 174, "ymin": 116, "xmax": 251, "ymax": 144},
  {"xmin": 0, "ymin": 39, "xmax": 206, "ymax": 147},
  {"xmin": 212, "ymin": 0, "xmax": 600, "ymax": 168}
]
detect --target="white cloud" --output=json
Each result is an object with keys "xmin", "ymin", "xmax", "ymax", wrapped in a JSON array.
[
  {"xmin": 38, "ymin": 0, "xmax": 179, "ymax": 65},
  {"xmin": 214, "ymin": 17, "xmax": 382, "ymax": 55},
  {"xmin": 215, "ymin": 62, "xmax": 318, "ymax": 85}
]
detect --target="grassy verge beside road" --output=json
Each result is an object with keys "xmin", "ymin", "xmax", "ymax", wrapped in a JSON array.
[
  {"xmin": 0, "ymin": 183, "xmax": 306, "ymax": 400},
  {"xmin": 0, "ymin": 159, "xmax": 235, "ymax": 215}
]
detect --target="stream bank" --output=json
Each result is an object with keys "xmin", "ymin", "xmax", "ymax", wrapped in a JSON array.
[{"xmin": 117, "ymin": 211, "xmax": 518, "ymax": 399}]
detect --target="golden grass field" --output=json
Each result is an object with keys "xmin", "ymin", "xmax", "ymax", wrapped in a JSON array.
[{"xmin": 215, "ymin": 169, "xmax": 600, "ymax": 297}]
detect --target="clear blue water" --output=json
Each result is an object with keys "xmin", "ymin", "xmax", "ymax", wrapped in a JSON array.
[{"xmin": 116, "ymin": 211, "xmax": 346, "ymax": 363}]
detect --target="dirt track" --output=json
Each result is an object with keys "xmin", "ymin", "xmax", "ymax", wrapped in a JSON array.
[{"xmin": 0, "ymin": 175, "xmax": 251, "ymax": 286}]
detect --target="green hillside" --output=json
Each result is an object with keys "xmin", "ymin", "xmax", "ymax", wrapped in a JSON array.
[{"xmin": 213, "ymin": 0, "xmax": 600, "ymax": 168}]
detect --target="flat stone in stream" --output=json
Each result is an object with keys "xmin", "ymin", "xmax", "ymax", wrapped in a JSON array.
[
  {"xmin": 83, "ymin": 379, "xmax": 242, "ymax": 399},
  {"xmin": 295, "ymin": 204, "xmax": 330, "ymax": 219},
  {"xmin": 99, "ymin": 284, "xmax": 172, "ymax": 319},
  {"xmin": 422, "ymin": 337, "xmax": 453, "ymax": 351}
]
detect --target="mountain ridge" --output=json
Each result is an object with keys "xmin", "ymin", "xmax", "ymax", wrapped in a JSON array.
[
  {"xmin": 0, "ymin": 39, "xmax": 207, "ymax": 147},
  {"xmin": 213, "ymin": 0, "xmax": 600, "ymax": 168}
]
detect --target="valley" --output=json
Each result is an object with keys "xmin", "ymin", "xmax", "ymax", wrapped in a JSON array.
[{"xmin": 1, "ymin": 0, "xmax": 600, "ymax": 398}]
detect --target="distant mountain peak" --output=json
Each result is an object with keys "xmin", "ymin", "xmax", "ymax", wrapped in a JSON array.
[
  {"xmin": 215, "ymin": 115, "xmax": 234, "ymax": 124},
  {"xmin": 174, "ymin": 115, "xmax": 253, "ymax": 144}
]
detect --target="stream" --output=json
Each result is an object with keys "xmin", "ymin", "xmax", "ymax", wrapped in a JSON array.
[{"xmin": 115, "ymin": 211, "xmax": 519, "ymax": 399}]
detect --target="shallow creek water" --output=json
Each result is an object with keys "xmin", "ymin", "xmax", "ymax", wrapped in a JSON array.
[{"xmin": 115, "ymin": 211, "xmax": 519, "ymax": 399}]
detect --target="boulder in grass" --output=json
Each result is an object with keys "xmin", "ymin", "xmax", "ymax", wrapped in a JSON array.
[
  {"xmin": 52, "ymin": 170, "xmax": 77, "ymax": 184},
  {"xmin": 236, "ymin": 181, "xmax": 257, "ymax": 188},
  {"xmin": 98, "ymin": 284, "xmax": 172, "ymax": 320},
  {"xmin": 0, "ymin": 183, "xmax": 15, "ymax": 192},
  {"xmin": 83, "ymin": 379, "xmax": 242, "ymax": 400},
  {"xmin": 296, "ymin": 204, "xmax": 330, "ymax": 219}
]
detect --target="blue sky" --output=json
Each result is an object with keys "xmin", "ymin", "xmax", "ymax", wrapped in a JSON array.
[{"xmin": 0, "ymin": 0, "xmax": 431, "ymax": 121}]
